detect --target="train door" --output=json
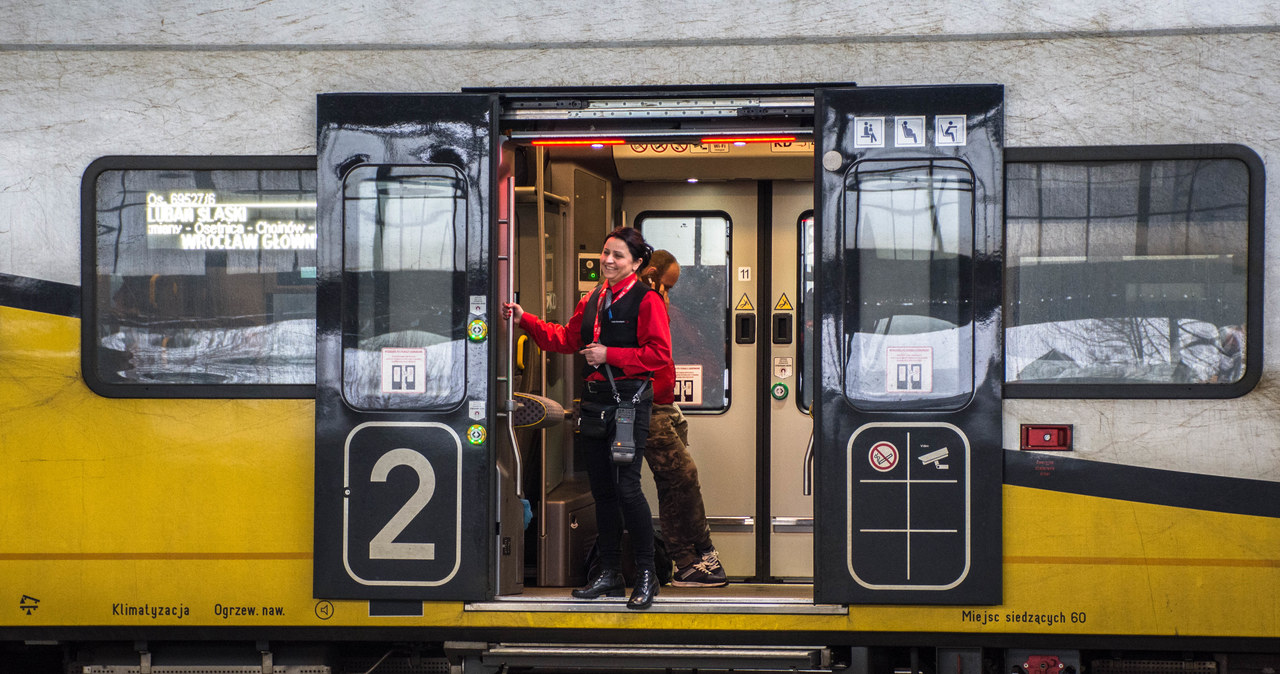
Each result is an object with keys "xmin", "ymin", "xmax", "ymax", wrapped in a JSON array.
[
  {"xmin": 812, "ymin": 86, "xmax": 1004, "ymax": 604},
  {"xmin": 628, "ymin": 186, "xmax": 766, "ymax": 578},
  {"xmin": 313, "ymin": 94, "xmax": 498, "ymax": 601},
  {"xmin": 495, "ymin": 87, "xmax": 825, "ymax": 587},
  {"xmin": 631, "ymin": 182, "xmax": 818, "ymax": 581}
]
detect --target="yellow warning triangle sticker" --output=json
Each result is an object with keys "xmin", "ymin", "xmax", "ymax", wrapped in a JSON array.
[
  {"xmin": 774, "ymin": 293, "xmax": 793, "ymax": 311},
  {"xmin": 735, "ymin": 293, "xmax": 754, "ymax": 311}
]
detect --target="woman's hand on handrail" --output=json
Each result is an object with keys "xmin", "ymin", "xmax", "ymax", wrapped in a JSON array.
[{"xmin": 502, "ymin": 302, "xmax": 524, "ymax": 323}]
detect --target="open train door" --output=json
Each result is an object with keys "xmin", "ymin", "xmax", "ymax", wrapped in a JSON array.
[
  {"xmin": 813, "ymin": 86, "xmax": 1004, "ymax": 604},
  {"xmin": 313, "ymin": 94, "xmax": 497, "ymax": 601}
]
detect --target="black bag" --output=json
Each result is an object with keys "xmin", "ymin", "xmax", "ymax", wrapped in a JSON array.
[
  {"xmin": 577, "ymin": 399, "xmax": 617, "ymax": 439},
  {"xmin": 578, "ymin": 367, "xmax": 649, "ymax": 456}
]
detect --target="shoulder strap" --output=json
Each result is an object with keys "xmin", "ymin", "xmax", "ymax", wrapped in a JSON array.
[{"xmin": 604, "ymin": 364, "xmax": 649, "ymax": 404}]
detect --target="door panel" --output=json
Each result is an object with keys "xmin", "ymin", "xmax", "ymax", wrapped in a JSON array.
[
  {"xmin": 628, "ymin": 182, "xmax": 758, "ymax": 577},
  {"xmin": 631, "ymin": 181, "xmax": 819, "ymax": 581},
  {"xmin": 813, "ymin": 85, "xmax": 1004, "ymax": 604},
  {"xmin": 769, "ymin": 182, "xmax": 815, "ymax": 578},
  {"xmin": 314, "ymin": 94, "xmax": 496, "ymax": 600}
]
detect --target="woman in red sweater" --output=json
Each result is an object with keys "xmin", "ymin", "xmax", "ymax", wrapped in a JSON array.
[{"xmin": 503, "ymin": 227, "xmax": 671, "ymax": 609}]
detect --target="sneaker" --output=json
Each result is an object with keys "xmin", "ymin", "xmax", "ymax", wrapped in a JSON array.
[
  {"xmin": 700, "ymin": 547, "xmax": 723, "ymax": 569},
  {"xmin": 671, "ymin": 548, "xmax": 728, "ymax": 588}
]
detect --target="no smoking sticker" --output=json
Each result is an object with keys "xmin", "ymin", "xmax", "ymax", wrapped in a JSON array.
[{"xmin": 869, "ymin": 441, "xmax": 899, "ymax": 472}]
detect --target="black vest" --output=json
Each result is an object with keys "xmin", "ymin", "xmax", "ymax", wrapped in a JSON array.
[{"xmin": 580, "ymin": 281, "xmax": 655, "ymax": 378}]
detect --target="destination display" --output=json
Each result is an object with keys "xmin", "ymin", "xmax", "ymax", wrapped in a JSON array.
[{"xmin": 145, "ymin": 190, "xmax": 316, "ymax": 251}]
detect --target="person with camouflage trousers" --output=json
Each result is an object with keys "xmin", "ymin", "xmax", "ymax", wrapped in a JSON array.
[{"xmin": 640, "ymin": 250, "xmax": 728, "ymax": 588}]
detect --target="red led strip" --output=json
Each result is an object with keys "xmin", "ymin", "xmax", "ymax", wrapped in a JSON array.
[{"xmin": 530, "ymin": 139, "xmax": 626, "ymax": 146}]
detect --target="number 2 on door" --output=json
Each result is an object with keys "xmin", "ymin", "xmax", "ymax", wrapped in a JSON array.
[{"xmin": 368, "ymin": 448, "xmax": 437, "ymax": 560}]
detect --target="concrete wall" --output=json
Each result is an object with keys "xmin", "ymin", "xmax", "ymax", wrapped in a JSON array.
[{"xmin": 3, "ymin": 3, "xmax": 1276, "ymax": 285}]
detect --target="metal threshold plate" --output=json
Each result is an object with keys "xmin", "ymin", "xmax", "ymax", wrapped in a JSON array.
[{"xmin": 466, "ymin": 583, "xmax": 846, "ymax": 615}]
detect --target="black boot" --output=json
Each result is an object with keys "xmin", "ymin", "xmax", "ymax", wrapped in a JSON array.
[
  {"xmin": 572, "ymin": 568, "xmax": 625, "ymax": 599},
  {"xmin": 626, "ymin": 568, "xmax": 660, "ymax": 610}
]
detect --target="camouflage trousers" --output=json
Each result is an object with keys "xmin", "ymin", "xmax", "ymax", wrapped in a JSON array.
[{"xmin": 644, "ymin": 403, "xmax": 714, "ymax": 569}]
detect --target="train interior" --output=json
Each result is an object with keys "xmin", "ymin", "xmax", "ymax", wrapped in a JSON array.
[{"xmin": 492, "ymin": 93, "xmax": 823, "ymax": 607}]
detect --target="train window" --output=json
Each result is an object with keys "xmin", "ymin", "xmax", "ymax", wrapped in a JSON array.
[
  {"xmin": 340, "ymin": 164, "xmax": 469, "ymax": 411},
  {"xmin": 1004, "ymin": 146, "xmax": 1263, "ymax": 397},
  {"xmin": 638, "ymin": 212, "xmax": 731, "ymax": 412},
  {"xmin": 83, "ymin": 157, "xmax": 317, "ymax": 398},
  {"xmin": 842, "ymin": 159, "xmax": 976, "ymax": 411},
  {"xmin": 798, "ymin": 210, "xmax": 815, "ymax": 413}
]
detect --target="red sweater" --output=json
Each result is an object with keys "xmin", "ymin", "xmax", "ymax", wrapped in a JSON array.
[
  {"xmin": 652, "ymin": 361, "xmax": 676, "ymax": 405},
  {"xmin": 518, "ymin": 275, "xmax": 672, "ymax": 384}
]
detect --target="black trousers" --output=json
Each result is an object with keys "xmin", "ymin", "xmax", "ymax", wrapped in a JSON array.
[{"xmin": 581, "ymin": 381, "xmax": 655, "ymax": 573}]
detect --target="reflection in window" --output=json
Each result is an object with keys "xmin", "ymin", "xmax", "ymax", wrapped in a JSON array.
[
  {"xmin": 342, "ymin": 165, "xmax": 468, "ymax": 411},
  {"xmin": 1006, "ymin": 158, "xmax": 1250, "ymax": 385},
  {"xmin": 92, "ymin": 167, "xmax": 317, "ymax": 388},
  {"xmin": 843, "ymin": 160, "xmax": 975, "ymax": 410},
  {"xmin": 639, "ymin": 213, "xmax": 730, "ymax": 411}
]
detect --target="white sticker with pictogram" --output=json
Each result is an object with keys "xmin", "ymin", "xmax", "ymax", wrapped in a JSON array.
[
  {"xmin": 885, "ymin": 346, "xmax": 933, "ymax": 393},
  {"xmin": 381, "ymin": 347, "xmax": 427, "ymax": 394},
  {"xmin": 895, "ymin": 116, "xmax": 926, "ymax": 148},
  {"xmin": 854, "ymin": 117, "xmax": 885, "ymax": 148},
  {"xmin": 774, "ymin": 356, "xmax": 794, "ymax": 379},
  {"xmin": 673, "ymin": 364, "xmax": 703, "ymax": 406},
  {"xmin": 935, "ymin": 115, "xmax": 967, "ymax": 146},
  {"xmin": 869, "ymin": 441, "xmax": 899, "ymax": 472}
]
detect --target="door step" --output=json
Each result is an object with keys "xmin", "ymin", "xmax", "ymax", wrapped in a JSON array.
[{"xmin": 446, "ymin": 641, "xmax": 837, "ymax": 673}]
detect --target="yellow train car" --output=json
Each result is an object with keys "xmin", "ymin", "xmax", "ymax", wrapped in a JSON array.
[{"xmin": 1, "ymin": 82, "xmax": 1277, "ymax": 673}]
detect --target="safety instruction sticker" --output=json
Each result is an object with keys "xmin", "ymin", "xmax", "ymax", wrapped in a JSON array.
[
  {"xmin": 773, "ymin": 356, "xmax": 794, "ymax": 379},
  {"xmin": 674, "ymin": 364, "xmax": 703, "ymax": 406},
  {"xmin": 885, "ymin": 346, "xmax": 933, "ymax": 393},
  {"xmin": 935, "ymin": 115, "xmax": 967, "ymax": 146},
  {"xmin": 774, "ymin": 293, "xmax": 793, "ymax": 311},
  {"xmin": 735, "ymin": 293, "xmax": 754, "ymax": 311},
  {"xmin": 381, "ymin": 347, "xmax": 427, "ymax": 394}
]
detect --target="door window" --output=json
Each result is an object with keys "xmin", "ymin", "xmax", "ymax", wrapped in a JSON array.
[
  {"xmin": 341, "ymin": 165, "xmax": 469, "ymax": 411},
  {"xmin": 842, "ymin": 159, "xmax": 976, "ymax": 411},
  {"xmin": 639, "ymin": 212, "xmax": 731, "ymax": 411}
]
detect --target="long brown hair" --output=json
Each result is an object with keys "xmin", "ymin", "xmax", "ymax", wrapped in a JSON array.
[{"xmin": 641, "ymin": 249, "xmax": 678, "ymax": 303}]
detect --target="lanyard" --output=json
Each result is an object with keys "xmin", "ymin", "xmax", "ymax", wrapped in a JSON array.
[{"xmin": 591, "ymin": 275, "xmax": 638, "ymax": 343}]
